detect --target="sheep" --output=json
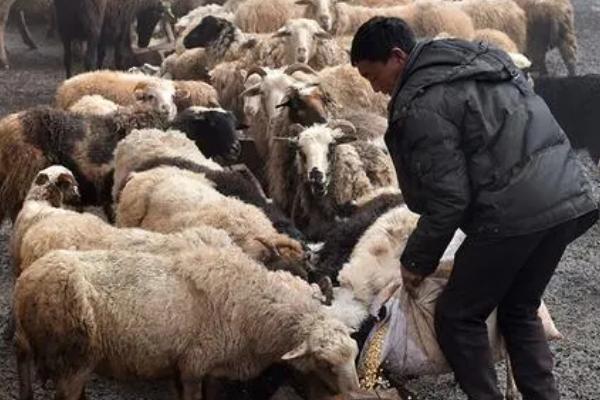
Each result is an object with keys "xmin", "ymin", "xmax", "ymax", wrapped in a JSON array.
[
  {"xmin": 0, "ymin": 105, "xmax": 170, "ymax": 224},
  {"xmin": 11, "ymin": 166, "xmax": 233, "ymax": 277},
  {"xmin": 300, "ymin": 0, "xmax": 475, "ymax": 39},
  {"xmin": 181, "ymin": 16, "xmax": 288, "ymax": 70},
  {"xmin": 55, "ymin": 70, "xmax": 220, "ymax": 120},
  {"xmin": 0, "ymin": 104, "xmax": 242, "ymax": 224},
  {"xmin": 533, "ymin": 74, "xmax": 600, "ymax": 163},
  {"xmin": 513, "ymin": 0, "xmax": 577, "ymax": 76},
  {"xmin": 13, "ymin": 247, "xmax": 359, "ymax": 400},
  {"xmin": 271, "ymin": 18, "xmax": 349, "ymax": 69},
  {"xmin": 174, "ymin": 3, "xmax": 233, "ymax": 37},
  {"xmin": 111, "ymin": 127, "xmax": 301, "ymax": 239},
  {"xmin": 434, "ymin": 0, "xmax": 527, "ymax": 51},
  {"xmin": 114, "ymin": 132, "xmax": 309, "ymax": 277},
  {"xmin": 111, "ymin": 128, "xmax": 222, "ymax": 203},
  {"xmin": 233, "ymin": 0, "xmax": 305, "ymax": 33},
  {"xmin": 53, "ymin": 0, "xmax": 164, "ymax": 77},
  {"xmin": 282, "ymin": 122, "xmax": 398, "ymax": 235}
]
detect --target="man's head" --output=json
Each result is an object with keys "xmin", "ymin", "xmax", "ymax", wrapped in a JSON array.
[{"xmin": 351, "ymin": 17, "xmax": 416, "ymax": 95}]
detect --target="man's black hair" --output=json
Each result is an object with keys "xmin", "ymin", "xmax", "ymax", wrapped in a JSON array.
[{"xmin": 350, "ymin": 17, "xmax": 417, "ymax": 65}]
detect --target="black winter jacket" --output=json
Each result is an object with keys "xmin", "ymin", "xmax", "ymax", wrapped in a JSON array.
[{"xmin": 385, "ymin": 39, "xmax": 598, "ymax": 275}]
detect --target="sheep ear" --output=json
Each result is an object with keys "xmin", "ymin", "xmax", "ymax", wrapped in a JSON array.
[
  {"xmin": 175, "ymin": 88, "xmax": 191, "ymax": 102},
  {"xmin": 289, "ymin": 123, "xmax": 305, "ymax": 137},
  {"xmin": 295, "ymin": 0, "xmax": 311, "ymax": 5},
  {"xmin": 335, "ymin": 134, "xmax": 357, "ymax": 145},
  {"xmin": 315, "ymin": 30, "xmax": 332, "ymax": 39},
  {"xmin": 272, "ymin": 27, "xmax": 291, "ymax": 38},
  {"xmin": 34, "ymin": 173, "xmax": 49, "ymax": 186},
  {"xmin": 241, "ymin": 84, "xmax": 261, "ymax": 98},
  {"xmin": 56, "ymin": 173, "xmax": 75, "ymax": 190},
  {"xmin": 329, "ymin": 119, "xmax": 356, "ymax": 136},
  {"xmin": 282, "ymin": 341, "xmax": 309, "ymax": 360}
]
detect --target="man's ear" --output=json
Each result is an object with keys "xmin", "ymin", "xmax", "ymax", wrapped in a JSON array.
[{"xmin": 390, "ymin": 47, "xmax": 408, "ymax": 64}]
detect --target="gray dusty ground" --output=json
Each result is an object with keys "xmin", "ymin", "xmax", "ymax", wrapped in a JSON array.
[{"xmin": 0, "ymin": 1, "xmax": 599, "ymax": 398}]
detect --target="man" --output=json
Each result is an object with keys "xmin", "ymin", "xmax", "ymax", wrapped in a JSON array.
[{"xmin": 350, "ymin": 16, "xmax": 599, "ymax": 400}]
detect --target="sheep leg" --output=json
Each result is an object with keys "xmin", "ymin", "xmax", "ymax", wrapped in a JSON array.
[
  {"xmin": 54, "ymin": 374, "xmax": 88, "ymax": 400},
  {"xmin": 46, "ymin": 10, "xmax": 56, "ymax": 39},
  {"xmin": 0, "ymin": 0, "xmax": 14, "ymax": 69},
  {"xmin": 16, "ymin": 345, "xmax": 33, "ymax": 400},
  {"xmin": 84, "ymin": 35, "xmax": 99, "ymax": 72},
  {"xmin": 17, "ymin": 11, "xmax": 37, "ymax": 50},
  {"xmin": 175, "ymin": 376, "xmax": 202, "ymax": 400},
  {"xmin": 162, "ymin": 18, "xmax": 175, "ymax": 43},
  {"xmin": 62, "ymin": 37, "xmax": 73, "ymax": 78}
]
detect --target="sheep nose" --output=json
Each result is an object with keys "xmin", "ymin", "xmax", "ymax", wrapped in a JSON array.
[
  {"xmin": 228, "ymin": 142, "xmax": 241, "ymax": 160},
  {"xmin": 297, "ymin": 49, "xmax": 307, "ymax": 63},
  {"xmin": 319, "ymin": 16, "xmax": 331, "ymax": 30},
  {"xmin": 309, "ymin": 168, "xmax": 323, "ymax": 182}
]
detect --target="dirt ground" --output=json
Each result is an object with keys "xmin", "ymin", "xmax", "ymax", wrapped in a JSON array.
[{"xmin": 0, "ymin": 1, "xmax": 599, "ymax": 398}]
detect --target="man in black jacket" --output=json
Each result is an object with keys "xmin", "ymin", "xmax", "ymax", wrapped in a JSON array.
[{"xmin": 351, "ymin": 17, "xmax": 599, "ymax": 400}]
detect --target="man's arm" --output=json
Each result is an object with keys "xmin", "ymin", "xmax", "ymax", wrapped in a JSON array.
[{"xmin": 399, "ymin": 107, "xmax": 471, "ymax": 276}]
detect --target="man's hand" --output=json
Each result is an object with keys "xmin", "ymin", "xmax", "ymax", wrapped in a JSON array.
[{"xmin": 401, "ymin": 264, "xmax": 425, "ymax": 298}]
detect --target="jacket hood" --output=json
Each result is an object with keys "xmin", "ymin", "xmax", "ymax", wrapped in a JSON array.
[{"xmin": 389, "ymin": 38, "xmax": 527, "ymax": 123}]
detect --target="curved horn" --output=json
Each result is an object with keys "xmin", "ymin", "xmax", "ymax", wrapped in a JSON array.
[
  {"xmin": 328, "ymin": 119, "xmax": 356, "ymax": 136},
  {"xmin": 245, "ymin": 66, "xmax": 268, "ymax": 78},
  {"xmin": 255, "ymin": 237, "xmax": 282, "ymax": 259},
  {"xmin": 284, "ymin": 63, "xmax": 318, "ymax": 76}
]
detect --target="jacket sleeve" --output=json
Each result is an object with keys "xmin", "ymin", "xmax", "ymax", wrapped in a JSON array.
[{"xmin": 399, "ymin": 107, "xmax": 471, "ymax": 276}]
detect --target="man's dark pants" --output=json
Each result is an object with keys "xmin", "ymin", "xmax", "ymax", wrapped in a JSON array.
[{"xmin": 435, "ymin": 210, "xmax": 599, "ymax": 400}]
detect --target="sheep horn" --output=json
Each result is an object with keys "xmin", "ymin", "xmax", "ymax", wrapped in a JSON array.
[
  {"xmin": 246, "ymin": 66, "xmax": 267, "ymax": 78},
  {"xmin": 284, "ymin": 63, "xmax": 318, "ymax": 76},
  {"xmin": 328, "ymin": 119, "xmax": 356, "ymax": 136},
  {"xmin": 256, "ymin": 237, "xmax": 282, "ymax": 259}
]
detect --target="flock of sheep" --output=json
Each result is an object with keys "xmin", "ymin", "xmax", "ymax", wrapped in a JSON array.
[{"xmin": 0, "ymin": 0, "xmax": 593, "ymax": 399}]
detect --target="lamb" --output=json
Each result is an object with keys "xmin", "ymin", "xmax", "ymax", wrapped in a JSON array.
[
  {"xmin": 282, "ymin": 122, "xmax": 398, "ymax": 235},
  {"xmin": 513, "ymin": 0, "xmax": 577, "ymax": 76},
  {"xmin": 300, "ymin": 0, "xmax": 475, "ymax": 39},
  {"xmin": 114, "ymin": 130, "xmax": 310, "ymax": 277},
  {"xmin": 13, "ymin": 247, "xmax": 359, "ymax": 400},
  {"xmin": 11, "ymin": 166, "xmax": 233, "ymax": 277},
  {"xmin": 0, "ymin": 105, "xmax": 169, "ymax": 223},
  {"xmin": 53, "ymin": 0, "xmax": 164, "ymax": 77},
  {"xmin": 55, "ymin": 70, "xmax": 220, "ymax": 120},
  {"xmin": 233, "ymin": 0, "xmax": 305, "ymax": 33}
]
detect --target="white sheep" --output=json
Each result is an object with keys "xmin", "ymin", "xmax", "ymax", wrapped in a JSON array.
[
  {"xmin": 112, "ymin": 127, "xmax": 222, "ymax": 204},
  {"xmin": 283, "ymin": 122, "xmax": 398, "ymax": 232},
  {"xmin": 55, "ymin": 70, "xmax": 220, "ymax": 120},
  {"xmin": 114, "ymin": 130, "xmax": 309, "ymax": 277},
  {"xmin": 271, "ymin": 18, "xmax": 349, "ymax": 69},
  {"xmin": 300, "ymin": 0, "xmax": 475, "ymax": 39},
  {"xmin": 513, "ymin": 0, "xmax": 577, "ymax": 76},
  {"xmin": 233, "ymin": 0, "xmax": 305, "ymax": 33},
  {"xmin": 13, "ymin": 246, "xmax": 359, "ymax": 399},
  {"xmin": 11, "ymin": 165, "xmax": 232, "ymax": 275},
  {"xmin": 432, "ymin": 0, "xmax": 528, "ymax": 51}
]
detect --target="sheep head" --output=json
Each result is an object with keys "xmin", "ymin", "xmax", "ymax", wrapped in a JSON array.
[
  {"xmin": 241, "ymin": 67, "xmax": 302, "ymax": 121},
  {"xmin": 296, "ymin": 0, "xmax": 341, "ymax": 32},
  {"xmin": 183, "ymin": 15, "xmax": 234, "ymax": 49},
  {"xmin": 133, "ymin": 80, "xmax": 178, "ymax": 121},
  {"xmin": 278, "ymin": 121, "xmax": 356, "ymax": 198},
  {"xmin": 26, "ymin": 166, "xmax": 81, "ymax": 207},
  {"xmin": 273, "ymin": 18, "xmax": 332, "ymax": 65},
  {"xmin": 282, "ymin": 315, "xmax": 359, "ymax": 395},
  {"xmin": 170, "ymin": 106, "xmax": 243, "ymax": 164},
  {"xmin": 136, "ymin": 4, "xmax": 165, "ymax": 48}
]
